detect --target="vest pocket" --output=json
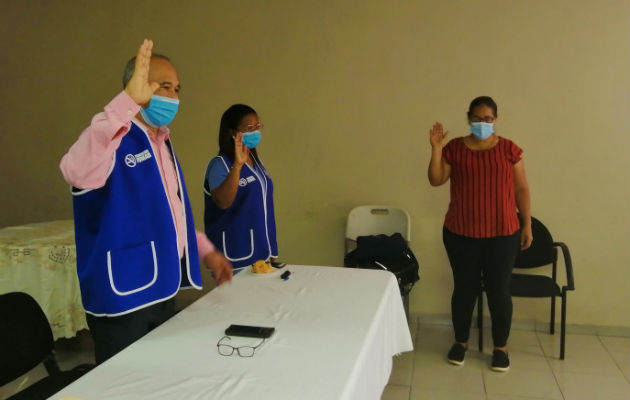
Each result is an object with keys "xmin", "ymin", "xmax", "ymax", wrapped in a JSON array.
[
  {"xmin": 222, "ymin": 229, "xmax": 255, "ymax": 262},
  {"xmin": 107, "ymin": 241, "xmax": 158, "ymax": 296}
]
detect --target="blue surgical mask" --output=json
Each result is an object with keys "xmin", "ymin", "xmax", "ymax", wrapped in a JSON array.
[
  {"xmin": 139, "ymin": 95, "xmax": 179, "ymax": 127},
  {"xmin": 470, "ymin": 122, "xmax": 494, "ymax": 140},
  {"xmin": 242, "ymin": 130, "xmax": 262, "ymax": 148}
]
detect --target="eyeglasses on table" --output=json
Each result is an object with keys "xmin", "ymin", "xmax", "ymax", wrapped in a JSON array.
[{"xmin": 217, "ymin": 335, "xmax": 266, "ymax": 357}]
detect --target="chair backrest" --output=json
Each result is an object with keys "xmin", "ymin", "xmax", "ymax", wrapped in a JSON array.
[
  {"xmin": 0, "ymin": 292, "xmax": 55, "ymax": 385},
  {"xmin": 346, "ymin": 205, "xmax": 411, "ymax": 242},
  {"xmin": 514, "ymin": 216, "xmax": 556, "ymax": 269}
]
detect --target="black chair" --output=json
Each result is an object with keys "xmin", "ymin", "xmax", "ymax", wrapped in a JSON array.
[
  {"xmin": 0, "ymin": 292, "xmax": 94, "ymax": 399},
  {"xmin": 477, "ymin": 216, "xmax": 575, "ymax": 359}
]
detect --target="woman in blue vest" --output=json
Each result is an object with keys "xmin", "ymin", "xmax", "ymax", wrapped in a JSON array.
[{"xmin": 204, "ymin": 104, "xmax": 278, "ymax": 272}]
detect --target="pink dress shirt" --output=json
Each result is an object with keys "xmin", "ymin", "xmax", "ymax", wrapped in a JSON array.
[{"xmin": 60, "ymin": 91, "xmax": 214, "ymax": 259}]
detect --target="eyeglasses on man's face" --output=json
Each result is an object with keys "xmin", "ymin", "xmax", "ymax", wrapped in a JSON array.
[{"xmin": 217, "ymin": 335, "xmax": 266, "ymax": 357}]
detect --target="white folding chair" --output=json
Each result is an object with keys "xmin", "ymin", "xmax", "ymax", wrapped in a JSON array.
[
  {"xmin": 345, "ymin": 205, "xmax": 411, "ymax": 254},
  {"xmin": 344, "ymin": 205, "xmax": 412, "ymax": 319}
]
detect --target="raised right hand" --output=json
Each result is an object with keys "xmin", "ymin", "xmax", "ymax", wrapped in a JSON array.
[
  {"xmin": 124, "ymin": 39, "xmax": 160, "ymax": 105},
  {"xmin": 429, "ymin": 122, "xmax": 449, "ymax": 149},
  {"xmin": 233, "ymin": 132, "xmax": 249, "ymax": 167}
]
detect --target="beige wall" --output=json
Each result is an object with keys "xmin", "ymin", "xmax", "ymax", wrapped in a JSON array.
[{"xmin": 1, "ymin": 1, "xmax": 628, "ymax": 327}]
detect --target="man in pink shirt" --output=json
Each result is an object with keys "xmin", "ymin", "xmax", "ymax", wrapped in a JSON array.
[{"xmin": 60, "ymin": 39, "xmax": 232, "ymax": 364}]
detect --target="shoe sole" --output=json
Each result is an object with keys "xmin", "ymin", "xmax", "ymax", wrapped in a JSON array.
[
  {"xmin": 490, "ymin": 366, "xmax": 510, "ymax": 372},
  {"xmin": 447, "ymin": 359, "xmax": 464, "ymax": 366}
]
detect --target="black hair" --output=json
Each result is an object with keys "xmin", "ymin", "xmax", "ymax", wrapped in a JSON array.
[
  {"xmin": 218, "ymin": 104, "xmax": 260, "ymax": 162},
  {"xmin": 467, "ymin": 96, "xmax": 498, "ymax": 118}
]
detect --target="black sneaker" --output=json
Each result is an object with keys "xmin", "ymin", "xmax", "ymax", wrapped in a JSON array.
[
  {"xmin": 491, "ymin": 349, "xmax": 510, "ymax": 372},
  {"xmin": 447, "ymin": 343, "xmax": 467, "ymax": 365}
]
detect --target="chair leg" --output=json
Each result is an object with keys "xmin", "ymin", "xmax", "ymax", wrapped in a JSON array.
[
  {"xmin": 43, "ymin": 352, "xmax": 61, "ymax": 375},
  {"xmin": 550, "ymin": 295, "xmax": 556, "ymax": 335},
  {"xmin": 560, "ymin": 292, "xmax": 567, "ymax": 360},
  {"xmin": 402, "ymin": 294, "xmax": 410, "ymax": 323},
  {"xmin": 477, "ymin": 293, "xmax": 483, "ymax": 352}
]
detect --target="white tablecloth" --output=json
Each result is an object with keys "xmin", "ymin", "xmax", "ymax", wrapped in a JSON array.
[
  {"xmin": 0, "ymin": 220, "xmax": 87, "ymax": 339},
  {"xmin": 50, "ymin": 265, "xmax": 413, "ymax": 400}
]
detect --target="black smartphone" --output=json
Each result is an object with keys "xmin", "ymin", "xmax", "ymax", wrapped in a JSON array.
[{"xmin": 225, "ymin": 324, "xmax": 275, "ymax": 338}]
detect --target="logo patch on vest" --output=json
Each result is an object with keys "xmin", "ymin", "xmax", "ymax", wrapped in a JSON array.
[
  {"xmin": 238, "ymin": 176, "xmax": 256, "ymax": 187},
  {"xmin": 125, "ymin": 150, "xmax": 152, "ymax": 168}
]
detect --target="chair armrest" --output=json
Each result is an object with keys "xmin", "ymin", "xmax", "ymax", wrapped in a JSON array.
[{"xmin": 553, "ymin": 242, "xmax": 575, "ymax": 291}]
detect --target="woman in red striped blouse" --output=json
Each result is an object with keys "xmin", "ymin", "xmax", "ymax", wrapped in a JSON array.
[{"xmin": 428, "ymin": 96, "xmax": 532, "ymax": 372}]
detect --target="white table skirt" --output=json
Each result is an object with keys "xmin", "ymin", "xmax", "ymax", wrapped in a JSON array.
[
  {"xmin": 50, "ymin": 265, "xmax": 413, "ymax": 400},
  {"xmin": 0, "ymin": 220, "xmax": 87, "ymax": 339}
]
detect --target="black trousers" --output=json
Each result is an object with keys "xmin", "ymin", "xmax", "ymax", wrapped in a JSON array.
[
  {"xmin": 443, "ymin": 227, "xmax": 520, "ymax": 347},
  {"xmin": 86, "ymin": 298, "xmax": 176, "ymax": 364}
]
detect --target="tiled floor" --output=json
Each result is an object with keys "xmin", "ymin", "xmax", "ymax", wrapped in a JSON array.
[
  {"xmin": 2, "ymin": 321, "xmax": 628, "ymax": 400},
  {"xmin": 384, "ymin": 319, "xmax": 630, "ymax": 400}
]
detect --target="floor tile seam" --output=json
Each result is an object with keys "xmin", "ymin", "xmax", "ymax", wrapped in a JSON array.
[
  {"xmin": 477, "ymin": 353, "xmax": 491, "ymax": 397},
  {"xmin": 535, "ymin": 329, "xmax": 567, "ymax": 400},
  {"xmin": 409, "ymin": 384, "xmax": 487, "ymax": 396},
  {"xmin": 384, "ymin": 382, "xmax": 412, "ymax": 397},
  {"xmin": 597, "ymin": 333, "xmax": 630, "ymax": 384},
  {"xmin": 411, "ymin": 387, "xmax": 490, "ymax": 399},
  {"xmin": 480, "ymin": 381, "xmax": 564, "ymax": 400},
  {"xmin": 597, "ymin": 336, "xmax": 630, "ymax": 350}
]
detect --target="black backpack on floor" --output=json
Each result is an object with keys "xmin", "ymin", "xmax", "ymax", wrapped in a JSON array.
[{"xmin": 344, "ymin": 233, "xmax": 420, "ymax": 296}]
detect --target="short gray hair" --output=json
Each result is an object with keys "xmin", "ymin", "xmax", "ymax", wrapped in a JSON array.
[{"xmin": 122, "ymin": 54, "xmax": 171, "ymax": 88}]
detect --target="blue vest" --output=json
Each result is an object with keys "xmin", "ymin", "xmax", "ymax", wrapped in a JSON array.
[
  {"xmin": 72, "ymin": 122, "xmax": 202, "ymax": 316},
  {"xmin": 203, "ymin": 154, "xmax": 278, "ymax": 269}
]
